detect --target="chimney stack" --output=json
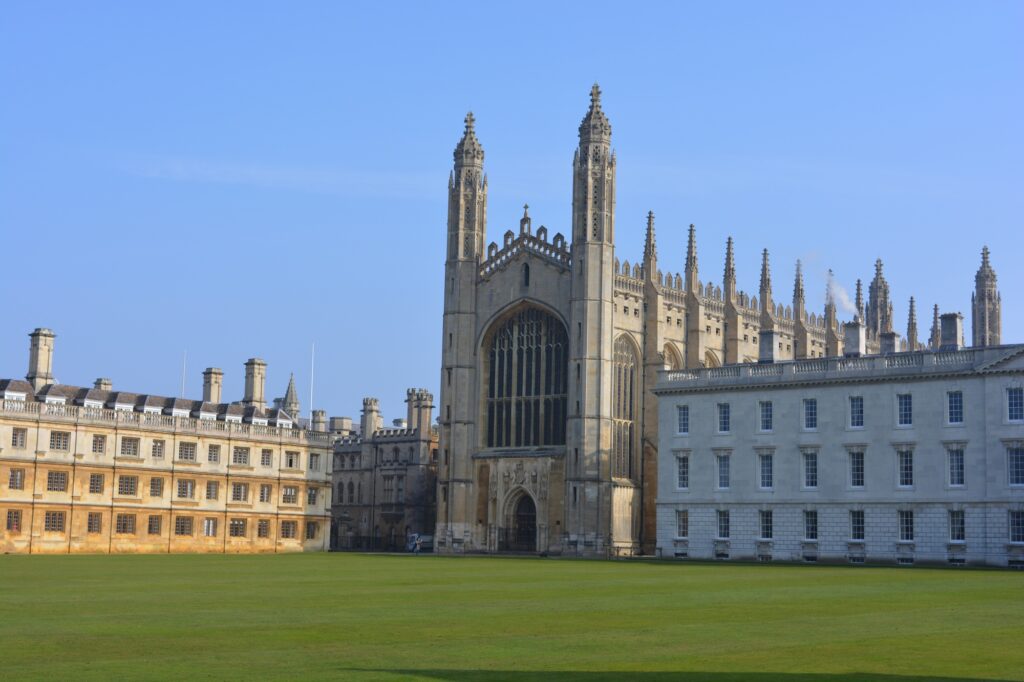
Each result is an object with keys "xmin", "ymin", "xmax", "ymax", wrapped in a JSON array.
[
  {"xmin": 242, "ymin": 358, "xmax": 267, "ymax": 409},
  {"xmin": 94, "ymin": 378, "xmax": 112, "ymax": 391},
  {"xmin": 758, "ymin": 330, "xmax": 776, "ymax": 364},
  {"xmin": 844, "ymin": 320, "xmax": 866, "ymax": 357},
  {"xmin": 940, "ymin": 313, "xmax": 964, "ymax": 352},
  {"xmin": 879, "ymin": 331, "xmax": 898, "ymax": 355},
  {"xmin": 203, "ymin": 367, "xmax": 224, "ymax": 404},
  {"xmin": 26, "ymin": 328, "xmax": 56, "ymax": 391},
  {"xmin": 311, "ymin": 409, "xmax": 327, "ymax": 433}
]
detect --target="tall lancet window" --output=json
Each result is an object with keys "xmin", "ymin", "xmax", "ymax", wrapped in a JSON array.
[
  {"xmin": 485, "ymin": 307, "xmax": 568, "ymax": 448},
  {"xmin": 612, "ymin": 336, "xmax": 639, "ymax": 479}
]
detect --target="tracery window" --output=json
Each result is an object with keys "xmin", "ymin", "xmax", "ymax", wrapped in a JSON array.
[
  {"xmin": 612, "ymin": 335, "xmax": 639, "ymax": 479},
  {"xmin": 485, "ymin": 307, "xmax": 568, "ymax": 448}
]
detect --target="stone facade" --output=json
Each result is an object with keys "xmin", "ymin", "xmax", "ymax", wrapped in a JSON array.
[
  {"xmin": 330, "ymin": 390, "xmax": 438, "ymax": 550},
  {"xmin": 0, "ymin": 329, "xmax": 333, "ymax": 554},
  {"xmin": 654, "ymin": 341, "xmax": 1024, "ymax": 567},
  {"xmin": 435, "ymin": 85, "xmax": 1003, "ymax": 557}
]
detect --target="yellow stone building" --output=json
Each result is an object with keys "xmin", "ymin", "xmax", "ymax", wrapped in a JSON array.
[{"xmin": 0, "ymin": 328, "xmax": 333, "ymax": 554}]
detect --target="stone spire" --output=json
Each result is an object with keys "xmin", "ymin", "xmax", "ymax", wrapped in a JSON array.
[
  {"xmin": 281, "ymin": 373, "xmax": 300, "ymax": 418},
  {"xmin": 930, "ymin": 304, "xmax": 941, "ymax": 349},
  {"xmin": 866, "ymin": 258, "xmax": 894, "ymax": 338},
  {"xmin": 759, "ymin": 249, "xmax": 774, "ymax": 326},
  {"xmin": 972, "ymin": 245, "xmax": 1001, "ymax": 347},
  {"xmin": 578, "ymin": 83, "xmax": 612, "ymax": 145},
  {"xmin": 906, "ymin": 297, "xmax": 919, "ymax": 351},
  {"xmin": 643, "ymin": 210, "xmax": 657, "ymax": 274},
  {"xmin": 723, "ymin": 237, "xmax": 736, "ymax": 301},
  {"xmin": 453, "ymin": 112, "xmax": 484, "ymax": 169},
  {"xmin": 855, "ymin": 279, "xmax": 864, "ymax": 322},
  {"xmin": 792, "ymin": 260, "xmax": 805, "ymax": 315},
  {"xmin": 824, "ymin": 270, "xmax": 841, "ymax": 357},
  {"xmin": 684, "ymin": 224, "xmax": 699, "ymax": 293}
]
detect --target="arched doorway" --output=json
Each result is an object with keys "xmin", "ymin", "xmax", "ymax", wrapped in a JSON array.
[{"xmin": 504, "ymin": 494, "xmax": 537, "ymax": 552}]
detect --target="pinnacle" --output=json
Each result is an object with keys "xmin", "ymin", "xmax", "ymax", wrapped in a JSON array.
[{"xmin": 590, "ymin": 83, "xmax": 602, "ymax": 108}]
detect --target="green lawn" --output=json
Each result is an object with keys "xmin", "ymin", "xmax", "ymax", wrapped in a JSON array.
[{"xmin": 0, "ymin": 554, "xmax": 1021, "ymax": 681}]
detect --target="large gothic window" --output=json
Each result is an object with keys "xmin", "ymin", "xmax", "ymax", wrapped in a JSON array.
[
  {"xmin": 485, "ymin": 307, "xmax": 568, "ymax": 448},
  {"xmin": 612, "ymin": 335, "xmax": 639, "ymax": 479}
]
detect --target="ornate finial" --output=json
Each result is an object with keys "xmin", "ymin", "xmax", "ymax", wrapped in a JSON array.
[
  {"xmin": 591, "ymin": 83, "xmax": 602, "ymax": 107},
  {"xmin": 454, "ymin": 111, "xmax": 484, "ymax": 166},
  {"xmin": 685, "ymin": 224, "xmax": 698, "ymax": 271},
  {"xmin": 760, "ymin": 248, "xmax": 772, "ymax": 292},
  {"xmin": 793, "ymin": 259, "xmax": 804, "ymax": 301},
  {"xmin": 982, "ymin": 245, "xmax": 990, "ymax": 266},
  {"xmin": 523, "ymin": 203, "xmax": 529, "ymax": 217},
  {"xmin": 724, "ymin": 237, "xmax": 735, "ymax": 280},
  {"xmin": 579, "ymin": 83, "xmax": 611, "ymax": 142},
  {"xmin": 644, "ymin": 211, "xmax": 657, "ymax": 264},
  {"xmin": 465, "ymin": 111, "xmax": 475, "ymax": 132},
  {"xmin": 875, "ymin": 258, "xmax": 884, "ymax": 277}
]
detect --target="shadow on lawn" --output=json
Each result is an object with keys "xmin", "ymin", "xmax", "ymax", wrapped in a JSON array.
[{"xmin": 340, "ymin": 671, "xmax": 1011, "ymax": 682}]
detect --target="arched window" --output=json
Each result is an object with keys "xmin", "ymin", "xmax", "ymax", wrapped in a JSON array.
[
  {"xmin": 663, "ymin": 343, "xmax": 682, "ymax": 370},
  {"xmin": 337, "ymin": 482, "xmax": 344, "ymax": 499},
  {"xmin": 522, "ymin": 263, "xmax": 530, "ymax": 287},
  {"xmin": 612, "ymin": 335, "xmax": 639, "ymax": 479},
  {"xmin": 484, "ymin": 306, "xmax": 568, "ymax": 448}
]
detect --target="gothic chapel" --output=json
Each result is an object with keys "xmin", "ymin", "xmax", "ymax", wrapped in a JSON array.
[{"xmin": 434, "ymin": 85, "xmax": 1002, "ymax": 556}]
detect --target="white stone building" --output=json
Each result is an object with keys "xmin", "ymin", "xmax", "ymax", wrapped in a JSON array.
[{"xmin": 654, "ymin": 320, "xmax": 1024, "ymax": 567}]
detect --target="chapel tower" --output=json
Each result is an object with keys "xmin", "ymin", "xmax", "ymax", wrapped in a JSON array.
[{"xmin": 972, "ymin": 246, "xmax": 1001, "ymax": 347}]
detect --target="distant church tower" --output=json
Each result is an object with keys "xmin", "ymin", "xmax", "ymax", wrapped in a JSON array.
[
  {"xmin": 971, "ymin": 246, "xmax": 1001, "ymax": 347},
  {"xmin": 866, "ymin": 259, "xmax": 893, "ymax": 339}
]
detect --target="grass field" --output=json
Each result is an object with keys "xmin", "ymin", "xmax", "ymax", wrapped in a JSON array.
[{"xmin": 0, "ymin": 554, "xmax": 1021, "ymax": 681}]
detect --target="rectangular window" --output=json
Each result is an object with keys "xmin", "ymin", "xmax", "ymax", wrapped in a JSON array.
[
  {"xmin": 759, "ymin": 510, "xmax": 773, "ymax": 540},
  {"xmin": 307, "ymin": 487, "xmax": 319, "ymax": 505},
  {"xmin": 259, "ymin": 484, "xmax": 272, "ymax": 503},
  {"xmin": 257, "ymin": 519, "xmax": 270, "ymax": 538},
  {"xmin": 1010, "ymin": 511, "xmax": 1024, "ymax": 543},
  {"xmin": 261, "ymin": 449, "xmax": 273, "ymax": 467},
  {"xmin": 716, "ymin": 454, "xmax": 730, "ymax": 489},
  {"xmin": 850, "ymin": 396, "xmax": 864, "ymax": 428},
  {"xmin": 305, "ymin": 521, "xmax": 319, "ymax": 539},
  {"xmin": 174, "ymin": 516, "xmax": 193, "ymax": 536},
  {"xmin": 804, "ymin": 510, "xmax": 818, "ymax": 540},
  {"xmin": 117, "ymin": 475, "xmax": 138, "ymax": 497},
  {"xmin": 49, "ymin": 431, "xmax": 70, "ymax": 451},
  {"xmin": 91, "ymin": 435, "xmax": 106, "ymax": 454},
  {"xmin": 948, "ymin": 448, "xmax": 965, "ymax": 486},
  {"xmin": 231, "ymin": 483, "xmax": 249, "ymax": 502},
  {"xmin": 899, "ymin": 510, "xmax": 914, "ymax": 542},
  {"xmin": 309, "ymin": 453, "xmax": 321, "ymax": 472},
  {"xmin": 676, "ymin": 510, "xmax": 688, "ymax": 538},
  {"xmin": 11, "ymin": 428, "xmax": 27, "ymax": 449},
  {"xmin": 207, "ymin": 445, "xmax": 221, "ymax": 463},
  {"xmin": 87, "ymin": 512, "xmax": 102, "ymax": 534},
  {"xmin": 203, "ymin": 518, "xmax": 218, "ymax": 537},
  {"xmin": 759, "ymin": 453, "xmax": 773, "ymax": 489},
  {"xmin": 1009, "ymin": 387, "xmax": 1024, "ymax": 421},
  {"xmin": 803, "ymin": 399, "xmax": 817, "ymax": 430},
  {"xmin": 115, "ymin": 513, "xmax": 136, "ymax": 534},
  {"xmin": 897, "ymin": 393, "xmax": 913, "ymax": 426},
  {"xmin": 1009, "ymin": 447, "xmax": 1024, "ymax": 486},
  {"xmin": 949, "ymin": 510, "xmax": 965, "ymax": 542},
  {"xmin": 229, "ymin": 518, "xmax": 247, "ymax": 537},
  {"xmin": 88, "ymin": 473, "xmax": 104, "ymax": 494},
  {"xmin": 8, "ymin": 468, "xmax": 25, "ymax": 490},
  {"xmin": 898, "ymin": 450, "xmax": 914, "ymax": 487},
  {"xmin": 759, "ymin": 401, "xmax": 773, "ymax": 431},
  {"xmin": 717, "ymin": 404, "xmax": 730, "ymax": 433},
  {"xmin": 675, "ymin": 453, "xmax": 689, "ymax": 489},
  {"xmin": 947, "ymin": 391, "xmax": 964, "ymax": 424},
  {"xmin": 803, "ymin": 451, "xmax": 818, "ymax": 489},
  {"xmin": 177, "ymin": 479, "xmax": 195, "ymax": 499},
  {"xmin": 850, "ymin": 451, "xmax": 865, "ymax": 488},
  {"xmin": 717, "ymin": 510, "xmax": 730, "ymax": 539},
  {"xmin": 178, "ymin": 442, "xmax": 197, "ymax": 462},
  {"xmin": 6, "ymin": 509, "xmax": 22, "ymax": 533},
  {"xmin": 285, "ymin": 451, "xmax": 300, "ymax": 469},
  {"xmin": 282, "ymin": 486, "xmax": 298, "ymax": 504},
  {"xmin": 151, "ymin": 440, "xmax": 165, "ymax": 459},
  {"xmin": 44, "ymin": 510, "xmax": 65, "ymax": 532},
  {"xmin": 206, "ymin": 481, "xmax": 218, "ymax": 500},
  {"xmin": 676, "ymin": 405, "xmax": 689, "ymax": 434},
  {"xmin": 280, "ymin": 520, "xmax": 297, "ymax": 539},
  {"xmin": 120, "ymin": 437, "xmax": 140, "ymax": 457},
  {"xmin": 232, "ymin": 447, "xmax": 250, "ymax": 465},
  {"xmin": 850, "ymin": 510, "xmax": 865, "ymax": 540},
  {"xmin": 150, "ymin": 477, "xmax": 164, "ymax": 497},
  {"xmin": 46, "ymin": 471, "xmax": 68, "ymax": 492},
  {"xmin": 148, "ymin": 515, "xmax": 161, "ymax": 535}
]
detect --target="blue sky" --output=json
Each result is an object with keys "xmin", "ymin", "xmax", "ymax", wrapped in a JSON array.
[{"xmin": 2, "ymin": 2, "xmax": 1021, "ymax": 422}]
